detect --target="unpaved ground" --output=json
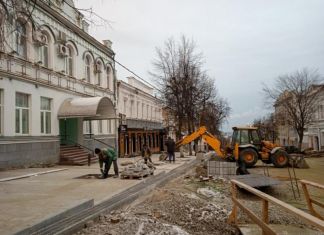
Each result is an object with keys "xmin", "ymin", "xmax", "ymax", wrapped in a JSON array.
[
  {"xmin": 76, "ymin": 158, "xmax": 324, "ymax": 235},
  {"xmin": 250, "ymin": 157, "xmax": 324, "ymax": 210},
  {"xmin": 76, "ymin": 173, "xmax": 240, "ymax": 235}
]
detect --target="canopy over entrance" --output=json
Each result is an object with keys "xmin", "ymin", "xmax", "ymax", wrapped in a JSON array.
[{"xmin": 58, "ymin": 97, "xmax": 116, "ymax": 120}]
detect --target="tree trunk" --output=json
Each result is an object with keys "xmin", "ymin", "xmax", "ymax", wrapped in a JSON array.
[{"xmin": 298, "ymin": 131, "xmax": 304, "ymax": 151}]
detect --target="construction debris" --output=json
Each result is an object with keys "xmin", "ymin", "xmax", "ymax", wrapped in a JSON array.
[
  {"xmin": 289, "ymin": 154, "xmax": 310, "ymax": 169},
  {"xmin": 120, "ymin": 160, "xmax": 155, "ymax": 179}
]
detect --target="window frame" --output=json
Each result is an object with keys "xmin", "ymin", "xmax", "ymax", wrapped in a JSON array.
[
  {"xmin": 16, "ymin": 21, "xmax": 27, "ymax": 58},
  {"xmin": 98, "ymin": 120, "xmax": 103, "ymax": 134},
  {"xmin": 40, "ymin": 97, "xmax": 52, "ymax": 135},
  {"xmin": 38, "ymin": 34, "xmax": 49, "ymax": 67},
  {"xmin": 85, "ymin": 55, "xmax": 91, "ymax": 82},
  {"xmin": 64, "ymin": 47, "xmax": 73, "ymax": 76},
  {"xmin": 15, "ymin": 92, "xmax": 30, "ymax": 135}
]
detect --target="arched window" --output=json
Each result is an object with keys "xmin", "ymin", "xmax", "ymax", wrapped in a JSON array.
[
  {"xmin": 64, "ymin": 47, "xmax": 73, "ymax": 76},
  {"xmin": 85, "ymin": 55, "xmax": 91, "ymax": 82},
  {"xmin": 38, "ymin": 34, "xmax": 49, "ymax": 67},
  {"xmin": 16, "ymin": 21, "xmax": 27, "ymax": 58},
  {"xmin": 95, "ymin": 61, "xmax": 102, "ymax": 86},
  {"xmin": 107, "ymin": 66, "xmax": 112, "ymax": 90}
]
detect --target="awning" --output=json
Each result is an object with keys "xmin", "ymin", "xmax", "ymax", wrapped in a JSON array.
[{"xmin": 58, "ymin": 97, "xmax": 116, "ymax": 120}]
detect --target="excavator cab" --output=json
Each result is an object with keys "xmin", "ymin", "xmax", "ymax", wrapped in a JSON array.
[
  {"xmin": 231, "ymin": 127, "xmax": 262, "ymax": 150},
  {"xmin": 231, "ymin": 127, "xmax": 262, "ymax": 167}
]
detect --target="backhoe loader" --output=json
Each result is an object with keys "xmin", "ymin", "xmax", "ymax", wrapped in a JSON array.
[{"xmin": 176, "ymin": 126, "xmax": 289, "ymax": 169}]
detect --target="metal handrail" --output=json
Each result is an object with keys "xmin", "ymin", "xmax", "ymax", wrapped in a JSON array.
[
  {"xmin": 60, "ymin": 137, "xmax": 94, "ymax": 166},
  {"xmin": 93, "ymin": 138, "xmax": 115, "ymax": 149}
]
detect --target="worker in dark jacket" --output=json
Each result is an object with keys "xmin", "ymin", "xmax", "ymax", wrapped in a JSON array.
[
  {"xmin": 165, "ymin": 137, "xmax": 176, "ymax": 163},
  {"xmin": 141, "ymin": 144, "xmax": 152, "ymax": 165},
  {"xmin": 95, "ymin": 147, "xmax": 119, "ymax": 179}
]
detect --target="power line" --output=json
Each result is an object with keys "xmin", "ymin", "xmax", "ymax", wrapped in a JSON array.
[{"xmin": 113, "ymin": 59, "xmax": 162, "ymax": 92}]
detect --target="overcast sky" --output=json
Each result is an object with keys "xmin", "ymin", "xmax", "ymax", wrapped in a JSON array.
[{"xmin": 75, "ymin": 0, "xmax": 324, "ymax": 132}]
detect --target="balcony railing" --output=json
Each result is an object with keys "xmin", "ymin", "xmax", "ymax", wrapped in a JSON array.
[{"xmin": 0, "ymin": 53, "xmax": 112, "ymax": 97}]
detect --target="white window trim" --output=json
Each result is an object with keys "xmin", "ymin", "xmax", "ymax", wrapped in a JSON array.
[
  {"xmin": 40, "ymin": 97, "xmax": 52, "ymax": 135},
  {"xmin": 15, "ymin": 93, "xmax": 30, "ymax": 135},
  {"xmin": 98, "ymin": 120, "xmax": 103, "ymax": 134}
]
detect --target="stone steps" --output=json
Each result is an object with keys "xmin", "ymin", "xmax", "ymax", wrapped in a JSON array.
[{"xmin": 59, "ymin": 145, "xmax": 97, "ymax": 166}]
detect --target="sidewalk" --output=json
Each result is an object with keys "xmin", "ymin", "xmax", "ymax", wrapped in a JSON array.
[{"xmin": 0, "ymin": 153, "xmax": 195, "ymax": 235}]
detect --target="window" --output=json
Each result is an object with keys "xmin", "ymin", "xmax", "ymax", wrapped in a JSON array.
[
  {"xmin": 130, "ymin": 100, "xmax": 134, "ymax": 117},
  {"xmin": 137, "ymin": 101, "xmax": 140, "ymax": 118},
  {"xmin": 146, "ymin": 105, "xmax": 149, "ymax": 118},
  {"xmin": 240, "ymin": 130, "xmax": 249, "ymax": 145},
  {"xmin": 142, "ymin": 103, "xmax": 145, "ymax": 118},
  {"xmin": 107, "ymin": 66, "xmax": 111, "ymax": 90},
  {"xmin": 65, "ymin": 47, "xmax": 73, "ymax": 76},
  {"xmin": 15, "ymin": 93, "xmax": 29, "ymax": 134},
  {"xmin": 38, "ymin": 34, "xmax": 48, "ymax": 67},
  {"xmin": 123, "ymin": 99, "xmax": 127, "ymax": 114},
  {"xmin": 251, "ymin": 130, "xmax": 261, "ymax": 144},
  {"xmin": 107, "ymin": 120, "xmax": 111, "ymax": 134},
  {"xmin": 0, "ymin": 90, "xmax": 3, "ymax": 135},
  {"xmin": 40, "ymin": 97, "xmax": 51, "ymax": 134},
  {"xmin": 106, "ymin": 120, "xmax": 115, "ymax": 134},
  {"xmin": 98, "ymin": 120, "xmax": 103, "ymax": 134},
  {"xmin": 319, "ymin": 105, "xmax": 324, "ymax": 120},
  {"xmin": 84, "ymin": 120, "xmax": 91, "ymax": 134},
  {"xmin": 85, "ymin": 55, "xmax": 91, "ymax": 82},
  {"xmin": 96, "ymin": 62, "xmax": 102, "ymax": 86},
  {"xmin": 16, "ymin": 21, "xmax": 27, "ymax": 58}
]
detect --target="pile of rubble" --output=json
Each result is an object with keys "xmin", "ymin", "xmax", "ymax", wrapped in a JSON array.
[
  {"xmin": 77, "ymin": 180, "xmax": 239, "ymax": 235},
  {"xmin": 120, "ymin": 160, "xmax": 155, "ymax": 179}
]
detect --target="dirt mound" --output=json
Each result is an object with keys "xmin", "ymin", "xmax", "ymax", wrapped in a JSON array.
[{"xmin": 77, "ymin": 186, "xmax": 239, "ymax": 235}]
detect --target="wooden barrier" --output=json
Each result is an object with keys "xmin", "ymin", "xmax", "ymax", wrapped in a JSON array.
[
  {"xmin": 228, "ymin": 179, "xmax": 324, "ymax": 235},
  {"xmin": 300, "ymin": 179, "xmax": 324, "ymax": 220}
]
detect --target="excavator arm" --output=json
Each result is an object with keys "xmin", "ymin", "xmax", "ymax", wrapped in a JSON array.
[{"xmin": 176, "ymin": 126, "xmax": 225, "ymax": 158}]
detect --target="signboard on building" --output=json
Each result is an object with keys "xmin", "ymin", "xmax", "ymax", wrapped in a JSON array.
[{"xmin": 119, "ymin": 125, "xmax": 128, "ymax": 133}]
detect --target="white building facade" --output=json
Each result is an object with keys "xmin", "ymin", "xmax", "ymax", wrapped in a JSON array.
[
  {"xmin": 0, "ymin": 0, "xmax": 118, "ymax": 168},
  {"xmin": 117, "ymin": 77, "xmax": 164, "ymax": 157},
  {"xmin": 276, "ymin": 87, "xmax": 324, "ymax": 150}
]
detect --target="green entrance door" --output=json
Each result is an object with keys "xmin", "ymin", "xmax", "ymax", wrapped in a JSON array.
[{"xmin": 59, "ymin": 118, "xmax": 79, "ymax": 145}]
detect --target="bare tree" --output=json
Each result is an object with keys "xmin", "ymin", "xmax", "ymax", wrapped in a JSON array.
[
  {"xmin": 200, "ymin": 97, "xmax": 230, "ymax": 135},
  {"xmin": 253, "ymin": 113, "xmax": 277, "ymax": 142},
  {"xmin": 263, "ymin": 68, "xmax": 323, "ymax": 149},
  {"xmin": 151, "ymin": 35, "xmax": 230, "ymax": 145}
]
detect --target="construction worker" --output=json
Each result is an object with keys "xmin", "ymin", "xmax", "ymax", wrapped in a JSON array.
[
  {"xmin": 141, "ymin": 144, "xmax": 152, "ymax": 165},
  {"xmin": 165, "ymin": 137, "xmax": 176, "ymax": 163},
  {"xmin": 95, "ymin": 147, "xmax": 119, "ymax": 179}
]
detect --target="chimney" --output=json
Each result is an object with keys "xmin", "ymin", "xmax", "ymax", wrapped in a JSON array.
[{"xmin": 103, "ymin": 40, "xmax": 112, "ymax": 49}]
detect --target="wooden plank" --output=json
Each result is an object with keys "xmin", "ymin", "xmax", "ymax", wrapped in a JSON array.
[
  {"xmin": 233, "ymin": 197, "xmax": 276, "ymax": 235},
  {"xmin": 301, "ymin": 182, "xmax": 324, "ymax": 220},
  {"xmin": 311, "ymin": 198, "xmax": 324, "ymax": 209},
  {"xmin": 231, "ymin": 179, "xmax": 324, "ymax": 231},
  {"xmin": 262, "ymin": 199, "xmax": 269, "ymax": 224},
  {"xmin": 262, "ymin": 199, "xmax": 269, "ymax": 235},
  {"xmin": 300, "ymin": 180, "xmax": 324, "ymax": 190}
]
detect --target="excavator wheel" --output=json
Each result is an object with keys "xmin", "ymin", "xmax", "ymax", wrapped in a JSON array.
[
  {"xmin": 239, "ymin": 148, "xmax": 258, "ymax": 167},
  {"xmin": 271, "ymin": 150, "xmax": 289, "ymax": 168}
]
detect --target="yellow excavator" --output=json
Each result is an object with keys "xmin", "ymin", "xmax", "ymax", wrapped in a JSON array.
[{"xmin": 176, "ymin": 126, "xmax": 289, "ymax": 169}]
